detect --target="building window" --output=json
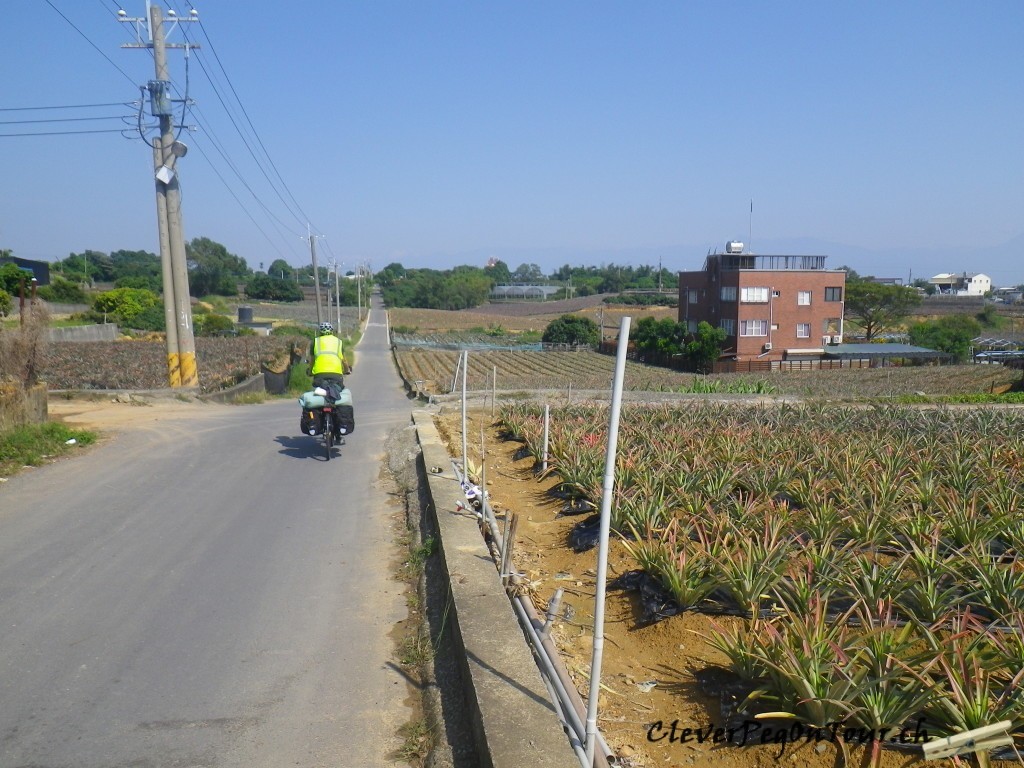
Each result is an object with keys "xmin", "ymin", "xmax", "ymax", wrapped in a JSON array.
[
  {"xmin": 796, "ymin": 323, "xmax": 810, "ymax": 339},
  {"xmin": 740, "ymin": 286, "xmax": 769, "ymax": 303},
  {"xmin": 798, "ymin": 290, "xmax": 811, "ymax": 306},
  {"xmin": 720, "ymin": 318, "xmax": 735, "ymax": 336},
  {"xmin": 740, "ymin": 319, "xmax": 768, "ymax": 337},
  {"xmin": 687, "ymin": 290, "xmax": 698, "ymax": 304},
  {"xmin": 720, "ymin": 286, "xmax": 737, "ymax": 301},
  {"xmin": 822, "ymin": 318, "xmax": 841, "ymax": 334},
  {"xmin": 687, "ymin": 319, "xmax": 698, "ymax": 333},
  {"xmin": 825, "ymin": 287, "xmax": 843, "ymax": 301}
]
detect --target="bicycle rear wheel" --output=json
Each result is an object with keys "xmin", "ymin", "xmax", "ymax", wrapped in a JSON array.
[{"xmin": 323, "ymin": 412, "xmax": 334, "ymax": 460}]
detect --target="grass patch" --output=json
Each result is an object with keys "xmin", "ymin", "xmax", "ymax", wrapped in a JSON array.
[
  {"xmin": 230, "ymin": 391, "xmax": 268, "ymax": 405},
  {"xmin": 396, "ymin": 633, "xmax": 434, "ymax": 668},
  {"xmin": 0, "ymin": 422, "xmax": 98, "ymax": 477},
  {"xmin": 395, "ymin": 718, "xmax": 432, "ymax": 763}
]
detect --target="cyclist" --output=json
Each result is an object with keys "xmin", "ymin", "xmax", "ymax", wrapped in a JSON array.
[{"xmin": 307, "ymin": 321, "xmax": 351, "ymax": 391}]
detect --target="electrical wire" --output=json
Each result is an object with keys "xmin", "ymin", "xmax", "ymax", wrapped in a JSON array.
[
  {"xmin": 193, "ymin": 17, "xmax": 313, "ymax": 229},
  {"xmin": 43, "ymin": 0, "xmax": 139, "ymax": 88},
  {"xmin": 0, "ymin": 102, "xmax": 135, "ymax": 112},
  {"xmin": 0, "ymin": 128, "xmax": 137, "ymax": 138},
  {"xmin": 0, "ymin": 115, "xmax": 131, "ymax": 125}
]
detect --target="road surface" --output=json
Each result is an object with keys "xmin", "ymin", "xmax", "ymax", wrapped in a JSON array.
[{"xmin": 0, "ymin": 295, "xmax": 415, "ymax": 767}]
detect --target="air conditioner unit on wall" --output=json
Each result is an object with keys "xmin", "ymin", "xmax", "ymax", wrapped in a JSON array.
[
  {"xmin": 763, "ymin": 342, "xmax": 773, "ymax": 351},
  {"xmin": 822, "ymin": 336, "xmax": 832, "ymax": 346},
  {"xmin": 832, "ymin": 335, "xmax": 843, "ymax": 344}
]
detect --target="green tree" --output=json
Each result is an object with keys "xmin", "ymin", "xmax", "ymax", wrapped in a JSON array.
[
  {"xmin": 542, "ymin": 314, "xmax": 599, "ymax": 346},
  {"xmin": 912, "ymin": 278, "xmax": 936, "ymax": 296},
  {"xmin": 92, "ymin": 287, "xmax": 160, "ymax": 327},
  {"xmin": 844, "ymin": 280, "xmax": 921, "ymax": 340},
  {"xmin": 631, "ymin": 316, "xmax": 686, "ymax": 357},
  {"xmin": 267, "ymin": 259, "xmax": 293, "ymax": 281},
  {"xmin": 908, "ymin": 315, "xmax": 981, "ymax": 361},
  {"xmin": 245, "ymin": 274, "xmax": 303, "ymax": 302},
  {"xmin": 484, "ymin": 259, "xmax": 511, "ymax": 284},
  {"xmin": 511, "ymin": 263, "xmax": 545, "ymax": 282},
  {"xmin": 186, "ymin": 237, "xmax": 250, "ymax": 296},
  {"xmin": 685, "ymin": 321, "xmax": 727, "ymax": 374},
  {"xmin": 0, "ymin": 288, "xmax": 11, "ymax": 317},
  {"xmin": 0, "ymin": 263, "xmax": 31, "ymax": 295}
]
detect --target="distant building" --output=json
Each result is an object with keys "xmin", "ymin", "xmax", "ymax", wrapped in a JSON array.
[
  {"xmin": 0, "ymin": 256, "xmax": 50, "ymax": 286},
  {"xmin": 866, "ymin": 276, "xmax": 904, "ymax": 286},
  {"xmin": 929, "ymin": 272, "xmax": 991, "ymax": 296},
  {"xmin": 678, "ymin": 242, "xmax": 847, "ymax": 362}
]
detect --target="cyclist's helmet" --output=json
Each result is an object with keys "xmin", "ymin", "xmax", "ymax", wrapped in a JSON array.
[{"xmin": 318, "ymin": 321, "xmax": 334, "ymax": 335}]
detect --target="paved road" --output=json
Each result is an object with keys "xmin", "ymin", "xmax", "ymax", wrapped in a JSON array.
[{"xmin": 0, "ymin": 296, "xmax": 414, "ymax": 768}]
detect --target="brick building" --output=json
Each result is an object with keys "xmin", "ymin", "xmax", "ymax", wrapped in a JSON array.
[{"xmin": 678, "ymin": 243, "xmax": 847, "ymax": 362}]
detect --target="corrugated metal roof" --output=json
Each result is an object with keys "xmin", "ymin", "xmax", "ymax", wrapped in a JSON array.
[{"xmin": 824, "ymin": 343, "xmax": 951, "ymax": 359}]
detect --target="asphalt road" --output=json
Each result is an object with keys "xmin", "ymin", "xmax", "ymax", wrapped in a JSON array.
[{"xmin": 0, "ymin": 296, "xmax": 415, "ymax": 768}]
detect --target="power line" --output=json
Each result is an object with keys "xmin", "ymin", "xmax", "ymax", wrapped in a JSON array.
[
  {"xmin": 43, "ymin": 0, "xmax": 139, "ymax": 87},
  {"xmin": 0, "ymin": 115, "xmax": 132, "ymax": 126},
  {"xmin": 193, "ymin": 17, "xmax": 313, "ymax": 228},
  {"xmin": 0, "ymin": 102, "xmax": 136, "ymax": 112},
  {"xmin": 0, "ymin": 128, "xmax": 136, "ymax": 138}
]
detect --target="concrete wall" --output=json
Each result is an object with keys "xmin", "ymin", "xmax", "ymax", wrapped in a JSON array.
[
  {"xmin": 0, "ymin": 383, "xmax": 48, "ymax": 433},
  {"xmin": 48, "ymin": 324, "xmax": 120, "ymax": 343},
  {"xmin": 412, "ymin": 411, "xmax": 579, "ymax": 768}
]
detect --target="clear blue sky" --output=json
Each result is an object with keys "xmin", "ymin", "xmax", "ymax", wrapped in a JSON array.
[{"xmin": 3, "ymin": 1, "xmax": 1023, "ymax": 285}]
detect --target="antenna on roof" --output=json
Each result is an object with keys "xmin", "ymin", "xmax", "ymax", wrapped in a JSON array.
[{"xmin": 748, "ymin": 199, "xmax": 753, "ymax": 254}]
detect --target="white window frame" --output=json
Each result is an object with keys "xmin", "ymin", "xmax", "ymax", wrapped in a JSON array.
[
  {"xmin": 796, "ymin": 323, "xmax": 811, "ymax": 339},
  {"xmin": 687, "ymin": 289, "xmax": 698, "ymax": 304},
  {"xmin": 720, "ymin": 318, "xmax": 736, "ymax": 336},
  {"xmin": 741, "ymin": 286, "xmax": 769, "ymax": 303},
  {"xmin": 797, "ymin": 290, "xmax": 811, "ymax": 306},
  {"xmin": 720, "ymin": 286, "xmax": 737, "ymax": 301},
  {"xmin": 687, "ymin": 319, "xmax": 698, "ymax": 333},
  {"xmin": 740, "ymin": 319, "xmax": 768, "ymax": 337}
]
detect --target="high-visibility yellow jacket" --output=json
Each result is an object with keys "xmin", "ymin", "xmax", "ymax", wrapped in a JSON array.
[{"xmin": 311, "ymin": 335, "xmax": 345, "ymax": 375}]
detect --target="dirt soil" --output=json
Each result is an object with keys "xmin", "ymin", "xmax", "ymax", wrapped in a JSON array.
[
  {"xmin": 47, "ymin": 393, "xmax": 231, "ymax": 433},
  {"xmin": 435, "ymin": 407, "xmax": 945, "ymax": 768}
]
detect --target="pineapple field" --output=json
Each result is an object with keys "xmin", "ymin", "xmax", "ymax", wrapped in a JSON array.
[{"xmin": 480, "ymin": 401, "xmax": 1024, "ymax": 767}]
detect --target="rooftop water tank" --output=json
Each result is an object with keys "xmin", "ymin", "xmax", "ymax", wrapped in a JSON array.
[
  {"xmin": 238, "ymin": 306, "xmax": 253, "ymax": 323},
  {"xmin": 726, "ymin": 241, "xmax": 744, "ymax": 254}
]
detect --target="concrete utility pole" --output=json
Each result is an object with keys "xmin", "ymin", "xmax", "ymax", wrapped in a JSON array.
[
  {"xmin": 306, "ymin": 226, "xmax": 323, "ymax": 325},
  {"xmin": 121, "ymin": 4, "xmax": 199, "ymax": 387}
]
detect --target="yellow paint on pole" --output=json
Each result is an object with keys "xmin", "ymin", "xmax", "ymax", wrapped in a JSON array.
[
  {"xmin": 179, "ymin": 352, "xmax": 198, "ymax": 387},
  {"xmin": 167, "ymin": 353, "xmax": 181, "ymax": 388}
]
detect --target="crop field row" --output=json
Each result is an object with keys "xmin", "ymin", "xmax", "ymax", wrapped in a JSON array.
[
  {"xmin": 499, "ymin": 401, "xmax": 1024, "ymax": 757},
  {"xmin": 42, "ymin": 336, "xmax": 304, "ymax": 393},
  {"xmin": 393, "ymin": 348, "xmax": 708, "ymax": 393},
  {"xmin": 393, "ymin": 346, "xmax": 1020, "ymax": 398},
  {"xmin": 388, "ymin": 303, "xmax": 674, "ymax": 334}
]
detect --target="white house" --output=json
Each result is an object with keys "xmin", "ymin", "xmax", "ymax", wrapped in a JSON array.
[{"xmin": 929, "ymin": 272, "xmax": 991, "ymax": 296}]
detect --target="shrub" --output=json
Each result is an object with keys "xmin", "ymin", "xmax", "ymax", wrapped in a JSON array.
[
  {"xmin": 0, "ymin": 289, "xmax": 10, "ymax": 317},
  {"xmin": 195, "ymin": 313, "xmax": 236, "ymax": 336},
  {"xmin": 542, "ymin": 314, "xmax": 599, "ymax": 345},
  {"xmin": 36, "ymin": 276, "xmax": 87, "ymax": 304},
  {"xmin": 114, "ymin": 275, "xmax": 161, "ymax": 292}
]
